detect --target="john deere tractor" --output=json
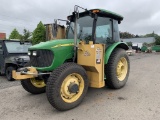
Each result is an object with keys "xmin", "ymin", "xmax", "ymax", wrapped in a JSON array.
[{"xmin": 13, "ymin": 5, "xmax": 130, "ymax": 111}]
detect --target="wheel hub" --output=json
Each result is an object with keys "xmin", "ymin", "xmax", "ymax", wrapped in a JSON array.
[
  {"xmin": 60, "ymin": 73, "xmax": 84, "ymax": 103},
  {"xmin": 30, "ymin": 78, "xmax": 46, "ymax": 88},
  {"xmin": 68, "ymin": 83, "xmax": 79, "ymax": 93},
  {"xmin": 116, "ymin": 57, "xmax": 128, "ymax": 81}
]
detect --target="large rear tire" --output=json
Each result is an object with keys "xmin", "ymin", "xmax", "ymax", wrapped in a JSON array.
[
  {"xmin": 105, "ymin": 48, "xmax": 130, "ymax": 89},
  {"xmin": 46, "ymin": 63, "xmax": 88, "ymax": 111}
]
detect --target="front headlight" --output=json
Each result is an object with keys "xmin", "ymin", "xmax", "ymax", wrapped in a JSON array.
[
  {"xmin": 28, "ymin": 51, "xmax": 31, "ymax": 55},
  {"xmin": 32, "ymin": 51, "xmax": 37, "ymax": 56}
]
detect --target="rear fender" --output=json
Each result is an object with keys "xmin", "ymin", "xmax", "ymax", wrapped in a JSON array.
[{"xmin": 105, "ymin": 42, "xmax": 129, "ymax": 64}]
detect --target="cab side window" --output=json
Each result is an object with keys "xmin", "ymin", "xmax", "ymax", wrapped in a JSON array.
[
  {"xmin": 113, "ymin": 20, "xmax": 120, "ymax": 42},
  {"xmin": 96, "ymin": 17, "xmax": 113, "ymax": 44}
]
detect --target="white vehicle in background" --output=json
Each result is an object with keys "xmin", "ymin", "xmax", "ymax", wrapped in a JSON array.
[
  {"xmin": 132, "ymin": 43, "xmax": 142, "ymax": 51},
  {"xmin": 126, "ymin": 46, "xmax": 135, "ymax": 56}
]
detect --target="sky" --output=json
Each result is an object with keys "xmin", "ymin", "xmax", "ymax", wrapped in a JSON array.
[{"xmin": 0, "ymin": 0, "xmax": 160, "ymax": 37}]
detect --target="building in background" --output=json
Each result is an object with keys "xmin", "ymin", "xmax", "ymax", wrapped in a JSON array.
[
  {"xmin": 122, "ymin": 37, "xmax": 155, "ymax": 50},
  {"xmin": 0, "ymin": 33, "xmax": 6, "ymax": 40}
]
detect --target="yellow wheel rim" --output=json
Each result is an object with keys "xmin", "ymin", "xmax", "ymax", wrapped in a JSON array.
[
  {"xmin": 60, "ymin": 73, "xmax": 84, "ymax": 103},
  {"xmin": 116, "ymin": 57, "xmax": 128, "ymax": 81},
  {"xmin": 30, "ymin": 78, "xmax": 46, "ymax": 88}
]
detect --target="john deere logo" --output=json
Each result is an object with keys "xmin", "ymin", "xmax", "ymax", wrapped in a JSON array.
[{"xmin": 84, "ymin": 51, "xmax": 90, "ymax": 56}]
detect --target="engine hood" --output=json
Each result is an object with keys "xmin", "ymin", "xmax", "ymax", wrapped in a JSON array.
[{"xmin": 29, "ymin": 39, "xmax": 76, "ymax": 50}]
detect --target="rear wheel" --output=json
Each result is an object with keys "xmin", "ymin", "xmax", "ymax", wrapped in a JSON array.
[
  {"xmin": 21, "ymin": 78, "xmax": 46, "ymax": 94},
  {"xmin": 46, "ymin": 63, "xmax": 88, "ymax": 111},
  {"xmin": 6, "ymin": 66, "xmax": 16, "ymax": 81},
  {"xmin": 105, "ymin": 48, "xmax": 130, "ymax": 89}
]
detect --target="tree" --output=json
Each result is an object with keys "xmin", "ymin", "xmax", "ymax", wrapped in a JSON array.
[
  {"xmin": 135, "ymin": 35, "xmax": 139, "ymax": 38},
  {"xmin": 144, "ymin": 32, "xmax": 160, "ymax": 45},
  {"xmin": 120, "ymin": 32, "xmax": 135, "ymax": 39},
  {"xmin": 19, "ymin": 29, "xmax": 32, "ymax": 41},
  {"xmin": 155, "ymin": 36, "xmax": 160, "ymax": 45},
  {"xmin": 9, "ymin": 28, "xmax": 20, "ymax": 39},
  {"xmin": 144, "ymin": 31, "xmax": 158, "ymax": 37},
  {"xmin": 32, "ymin": 21, "xmax": 46, "ymax": 45}
]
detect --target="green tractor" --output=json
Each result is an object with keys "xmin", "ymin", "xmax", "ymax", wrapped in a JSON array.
[{"xmin": 13, "ymin": 5, "xmax": 130, "ymax": 111}]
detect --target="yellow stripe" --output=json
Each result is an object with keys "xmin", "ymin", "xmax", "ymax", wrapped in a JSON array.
[{"xmin": 51, "ymin": 43, "xmax": 74, "ymax": 48}]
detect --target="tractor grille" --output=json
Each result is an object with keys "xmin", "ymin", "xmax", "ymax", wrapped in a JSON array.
[{"xmin": 29, "ymin": 50, "xmax": 53, "ymax": 67}]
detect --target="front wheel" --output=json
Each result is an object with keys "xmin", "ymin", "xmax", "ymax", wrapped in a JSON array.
[
  {"xmin": 105, "ymin": 48, "xmax": 130, "ymax": 89},
  {"xmin": 21, "ymin": 78, "xmax": 46, "ymax": 94},
  {"xmin": 46, "ymin": 63, "xmax": 88, "ymax": 111}
]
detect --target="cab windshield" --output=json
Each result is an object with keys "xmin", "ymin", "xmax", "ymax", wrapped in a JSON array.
[
  {"xmin": 67, "ymin": 15, "xmax": 113, "ymax": 44},
  {"xmin": 5, "ymin": 41, "xmax": 31, "ymax": 53},
  {"xmin": 67, "ymin": 16, "xmax": 93, "ymax": 40}
]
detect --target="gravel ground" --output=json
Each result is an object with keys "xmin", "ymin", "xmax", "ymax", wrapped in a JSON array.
[
  {"xmin": 0, "ymin": 76, "xmax": 20, "ymax": 89},
  {"xmin": 0, "ymin": 52, "xmax": 160, "ymax": 120}
]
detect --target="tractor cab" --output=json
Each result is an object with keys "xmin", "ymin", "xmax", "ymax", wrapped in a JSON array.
[
  {"xmin": 66, "ymin": 7, "xmax": 128, "ymax": 88},
  {"xmin": 67, "ymin": 9, "xmax": 123, "ymax": 45}
]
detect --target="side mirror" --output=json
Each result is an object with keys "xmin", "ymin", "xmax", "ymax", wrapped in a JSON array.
[{"xmin": 66, "ymin": 21, "xmax": 70, "ymax": 25}]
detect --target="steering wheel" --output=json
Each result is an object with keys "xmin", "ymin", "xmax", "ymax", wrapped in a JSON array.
[{"xmin": 84, "ymin": 35, "xmax": 92, "ymax": 43}]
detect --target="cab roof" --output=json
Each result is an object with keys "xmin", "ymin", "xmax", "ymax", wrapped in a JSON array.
[
  {"xmin": 93, "ymin": 9, "xmax": 123, "ymax": 21},
  {"xmin": 68, "ymin": 8, "xmax": 123, "ymax": 22}
]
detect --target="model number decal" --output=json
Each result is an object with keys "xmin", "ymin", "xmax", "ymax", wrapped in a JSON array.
[{"xmin": 96, "ymin": 48, "xmax": 101, "ymax": 64}]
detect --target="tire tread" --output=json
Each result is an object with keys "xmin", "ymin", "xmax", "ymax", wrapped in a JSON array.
[
  {"xmin": 105, "ymin": 48, "xmax": 130, "ymax": 89},
  {"xmin": 46, "ymin": 62, "xmax": 88, "ymax": 111}
]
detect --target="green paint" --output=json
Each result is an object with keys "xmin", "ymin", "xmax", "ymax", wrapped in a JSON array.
[
  {"xmin": 29, "ymin": 39, "xmax": 74, "ymax": 50},
  {"xmin": 29, "ymin": 39, "xmax": 75, "ymax": 71},
  {"xmin": 152, "ymin": 45, "xmax": 160, "ymax": 52},
  {"xmin": 68, "ymin": 9, "xmax": 123, "ymax": 21},
  {"xmin": 104, "ymin": 42, "xmax": 129, "ymax": 64},
  {"xmin": 98, "ymin": 9, "xmax": 123, "ymax": 20},
  {"xmin": 141, "ymin": 46, "xmax": 147, "ymax": 52}
]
